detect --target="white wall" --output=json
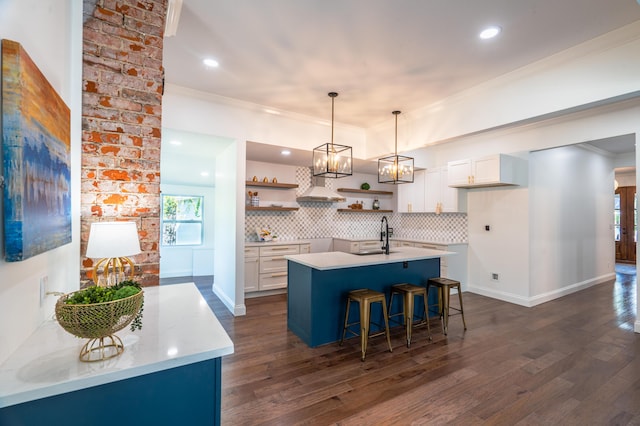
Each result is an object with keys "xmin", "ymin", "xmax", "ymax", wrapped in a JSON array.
[
  {"xmin": 213, "ymin": 141, "xmax": 247, "ymax": 315},
  {"xmin": 467, "ymin": 187, "xmax": 530, "ymax": 304},
  {"xmin": 529, "ymin": 145, "xmax": 615, "ymax": 304},
  {"xmin": 163, "ymin": 85, "xmax": 367, "ymax": 156},
  {"xmin": 0, "ymin": 0, "xmax": 82, "ymax": 364},
  {"xmin": 615, "ymin": 170, "xmax": 636, "ymax": 187},
  {"xmin": 159, "ymin": 184, "xmax": 215, "ymax": 278}
]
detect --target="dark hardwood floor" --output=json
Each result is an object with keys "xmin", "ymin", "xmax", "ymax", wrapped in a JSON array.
[{"xmin": 162, "ymin": 271, "xmax": 639, "ymax": 425}]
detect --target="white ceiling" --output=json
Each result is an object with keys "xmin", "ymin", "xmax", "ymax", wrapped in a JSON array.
[
  {"xmin": 164, "ymin": 0, "xmax": 640, "ymax": 128},
  {"xmin": 162, "ymin": 1, "xmax": 640, "ymax": 182}
]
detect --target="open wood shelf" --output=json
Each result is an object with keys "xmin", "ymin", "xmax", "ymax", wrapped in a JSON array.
[
  {"xmin": 337, "ymin": 209, "xmax": 393, "ymax": 213},
  {"xmin": 246, "ymin": 206, "xmax": 299, "ymax": 212},
  {"xmin": 337, "ymin": 188, "xmax": 393, "ymax": 195},
  {"xmin": 246, "ymin": 181, "xmax": 298, "ymax": 189}
]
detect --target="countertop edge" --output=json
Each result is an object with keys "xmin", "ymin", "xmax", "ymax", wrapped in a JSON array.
[{"xmin": 285, "ymin": 247, "xmax": 454, "ymax": 271}]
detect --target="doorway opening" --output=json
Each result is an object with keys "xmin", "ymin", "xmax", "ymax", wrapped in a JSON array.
[{"xmin": 614, "ymin": 181, "xmax": 636, "ymax": 264}]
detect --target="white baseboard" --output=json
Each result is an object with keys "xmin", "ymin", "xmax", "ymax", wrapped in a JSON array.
[
  {"xmin": 468, "ymin": 273, "xmax": 615, "ymax": 308},
  {"xmin": 466, "ymin": 286, "xmax": 531, "ymax": 307},
  {"xmin": 212, "ymin": 283, "xmax": 246, "ymax": 316}
]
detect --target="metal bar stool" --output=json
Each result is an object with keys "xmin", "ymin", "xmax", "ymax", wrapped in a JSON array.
[
  {"xmin": 388, "ymin": 283, "xmax": 431, "ymax": 347},
  {"xmin": 340, "ymin": 289, "xmax": 393, "ymax": 361},
  {"xmin": 426, "ymin": 277, "xmax": 467, "ymax": 335}
]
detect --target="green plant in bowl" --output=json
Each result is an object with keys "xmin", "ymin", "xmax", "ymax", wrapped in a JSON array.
[{"xmin": 360, "ymin": 182, "xmax": 370, "ymax": 190}]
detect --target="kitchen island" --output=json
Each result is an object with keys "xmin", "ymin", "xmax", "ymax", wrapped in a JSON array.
[
  {"xmin": 285, "ymin": 247, "xmax": 453, "ymax": 347},
  {"xmin": 0, "ymin": 283, "xmax": 233, "ymax": 426}
]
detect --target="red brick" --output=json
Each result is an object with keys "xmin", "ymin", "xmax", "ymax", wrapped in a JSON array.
[
  {"xmin": 102, "ymin": 169, "xmax": 131, "ymax": 181},
  {"xmin": 118, "ymin": 135, "xmax": 141, "ymax": 147},
  {"xmin": 94, "ymin": 7, "xmax": 125, "ymax": 26},
  {"xmin": 102, "ymin": 193, "xmax": 128, "ymax": 205},
  {"xmin": 100, "ymin": 145, "xmax": 121, "ymax": 156},
  {"xmin": 84, "ymin": 27, "xmax": 124, "ymax": 50},
  {"xmin": 83, "ymin": 55, "xmax": 122, "ymax": 74}
]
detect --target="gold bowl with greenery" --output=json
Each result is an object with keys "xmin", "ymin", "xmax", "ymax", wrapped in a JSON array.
[{"xmin": 55, "ymin": 280, "xmax": 144, "ymax": 362}]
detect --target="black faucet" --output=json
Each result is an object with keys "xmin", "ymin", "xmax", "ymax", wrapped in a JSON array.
[{"xmin": 381, "ymin": 216, "xmax": 390, "ymax": 255}]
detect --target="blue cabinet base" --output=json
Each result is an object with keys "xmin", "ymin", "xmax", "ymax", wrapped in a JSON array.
[
  {"xmin": 0, "ymin": 357, "xmax": 222, "ymax": 426},
  {"xmin": 287, "ymin": 258, "xmax": 440, "ymax": 347}
]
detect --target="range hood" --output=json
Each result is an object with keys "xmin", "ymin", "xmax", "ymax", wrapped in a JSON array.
[{"xmin": 296, "ymin": 176, "xmax": 346, "ymax": 203}]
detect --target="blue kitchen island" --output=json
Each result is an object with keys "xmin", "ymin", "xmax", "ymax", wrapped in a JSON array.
[
  {"xmin": 285, "ymin": 247, "xmax": 453, "ymax": 347},
  {"xmin": 0, "ymin": 283, "xmax": 234, "ymax": 426}
]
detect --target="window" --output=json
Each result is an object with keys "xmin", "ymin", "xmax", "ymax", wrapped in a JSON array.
[{"xmin": 162, "ymin": 195, "xmax": 203, "ymax": 246}]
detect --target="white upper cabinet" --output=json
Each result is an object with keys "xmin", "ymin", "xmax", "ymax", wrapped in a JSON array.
[
  {"xmin": 425, "ymin": 167, "xmax": 467, "ymax": 213},
  {"xmin": 397, "ymin": 169, "xmax": 425, "ymax": 212},
  {"xmin": 448, "ymin": 154, "xmax": 521, "ymax": 188}
]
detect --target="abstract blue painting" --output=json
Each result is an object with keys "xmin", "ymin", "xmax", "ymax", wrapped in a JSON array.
[{"xmin": 2, "ymin": 39, "xmax": 71, "ymax": 261}]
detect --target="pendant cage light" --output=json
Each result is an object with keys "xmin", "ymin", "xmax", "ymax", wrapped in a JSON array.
[
  {"xmin": 378, "ymin": 111, "xmax": 414, "ymax": 184},
  {"xmin": 312, "ymin": 92, "xmax": 353, "ymax": 178}
]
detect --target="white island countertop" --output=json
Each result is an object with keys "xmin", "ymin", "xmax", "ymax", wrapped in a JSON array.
[
  {"xmin": 0, "ymin": 283, "xmax": 234, "ymax": 408},
  {"xmin": 285, "ymin": 246, "xmax": 454, "ymax": 271}
]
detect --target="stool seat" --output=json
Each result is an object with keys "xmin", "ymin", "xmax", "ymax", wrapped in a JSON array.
[
  {"xmin": 388, "ymin": 283, "xmax": 431, "ymax": 347},
  {"xmin": 340, "ymin": 289, "xmax": 393, "ymax": 361},
  {"xmin": 427, "ymin": 277, "xmax": 467, "ymax": 335}
]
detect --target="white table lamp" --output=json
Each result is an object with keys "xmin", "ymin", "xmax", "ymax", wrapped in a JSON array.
[{"xmin": 86, "ymin": 221, "xmax": 141, "ymax": 286}]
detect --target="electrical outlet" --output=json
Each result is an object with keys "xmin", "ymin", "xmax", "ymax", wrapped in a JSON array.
[
  {"xmin": 491, "ymin": 272, "xmax": 499, "ymax": 281},
  {"xmin": 39, "ymin": 275, "xmax": 48, "ymax": 306}
]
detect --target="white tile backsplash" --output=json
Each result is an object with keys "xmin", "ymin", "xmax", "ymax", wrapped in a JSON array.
[{"xmin": 245, "ymin": 167, "xmax": 467, "ymax": 243}]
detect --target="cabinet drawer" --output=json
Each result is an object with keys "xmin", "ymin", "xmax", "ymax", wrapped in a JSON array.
[
  {"xmin": 360, "ymin": 240, "xmax": 382, "ymax": 251},
  {"xmin": 259, "ymin": 273, "xmax": 288, "ymax": 290},
  {"xmin": 259, "ymin": 245, "xmax": 300, "ymax": 257},
  {"xmin": 397, "ymin": 241, "xmax": 415, "ymax": 247},
  {"xmin": 300, "ymin": 244, "xmax": 311, "ymax": 253},
  {"xmin": 259, "ymin": 257, "xmax": 288, "ymax": 274},
  {"xmin": 244, "ymin": 247, "xmax": 260, "ymax": 257}
]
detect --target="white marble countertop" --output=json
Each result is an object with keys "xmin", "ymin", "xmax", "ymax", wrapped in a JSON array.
[
  {"xmin": 0, "ymin": 283, "xmax": 234, "ymax": 408},
  {"xmin": 246, "ymin": 239, "xmax": 311, "ymax": 247},
  {"xmin": 285, "ymin": 246, "xmax": 454, "ymax": 271}
]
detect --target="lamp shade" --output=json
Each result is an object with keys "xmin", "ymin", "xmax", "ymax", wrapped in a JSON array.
[{"xmin": 86, "ymin": 222, "xmax": 141, "ymax": 258}]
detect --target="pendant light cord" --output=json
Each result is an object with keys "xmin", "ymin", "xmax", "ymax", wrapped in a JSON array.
[
  {"xmin": 393, "ymin": 110, "xmax": 401, "ymax": 155},
  {"xmin": 329, "ymin": 92, "xmax": 338, "ymax": 146}
]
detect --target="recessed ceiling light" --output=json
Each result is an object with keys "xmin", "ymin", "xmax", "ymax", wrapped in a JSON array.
[
  {"xmin": 170, "ymin": 140, "xmax": 182, "ymax": 146},
  {"xmin": 201, "ymin": 171, "xmax": 210, "ymax": 177},
  {"xmin": 281, "ymin": 150, "xmax": 291, "ymax": 156},
  {"xmin": 203, "ymin": 58, "xmax": 219, "ymax": 68},
  {"xmin": 479, "ymin": 26, "xmax": 501, "ymax": 40}
]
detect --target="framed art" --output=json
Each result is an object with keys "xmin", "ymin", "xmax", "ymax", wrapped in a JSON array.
[{"xmin": 2, "ymin": 39, "xmax": 71, "ymax": 261}]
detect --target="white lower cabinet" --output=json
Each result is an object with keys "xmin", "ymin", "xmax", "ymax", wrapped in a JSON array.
[
  {"xmin": 245, "ymin": 243, "xmax": 307, "ymax": 294},
  {"xmin": 333, "ymin": 239, "xmax": 382, "ymax": 253},
  {"xmin": 391, "ymin": 240, "xmax": 414, "ymax": 248},
  {"xmin": 414, "ymin": 242, "xmax": 468, "ymax": 289},
  {"xmin": 244, "ymin": 247, "xmax": 259, "ymax": 292}
]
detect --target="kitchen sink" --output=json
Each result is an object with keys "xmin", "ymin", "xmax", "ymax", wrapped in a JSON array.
[{"xmin": 353, "ymin": 249, "xmax": 395, "ymax": 255}]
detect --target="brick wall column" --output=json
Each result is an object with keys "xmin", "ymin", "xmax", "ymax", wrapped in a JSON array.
[{"xmin": 81, "ymin": 0, "xmax": 167, "ymax": 286}]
